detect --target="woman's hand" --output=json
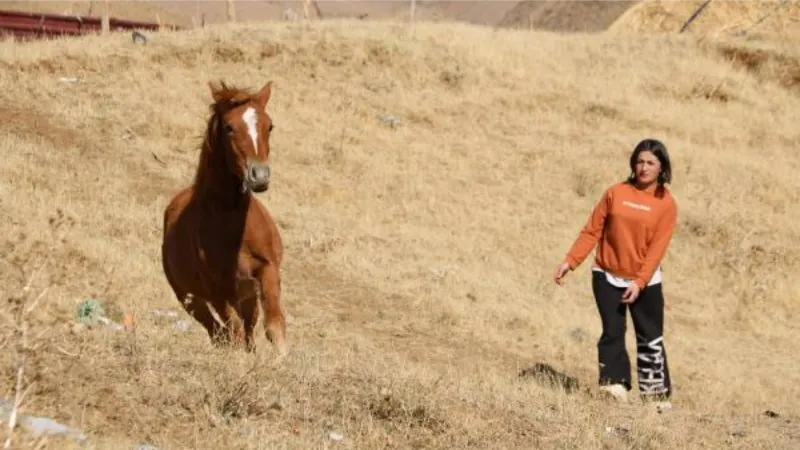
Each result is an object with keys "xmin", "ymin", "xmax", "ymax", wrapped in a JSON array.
[
  {"xmin": 621, "ymin": 283, "xmax": 641, "ymax": 304},
  {"xmin": 554, "ymin": 262, "xmax": 571, "ymax": 285}
]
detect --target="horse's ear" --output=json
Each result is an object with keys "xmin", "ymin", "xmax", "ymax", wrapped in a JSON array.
[
  {"xmin": 256, "ymin": 81, "xmax": 273, "ymax": 109},
  {"xmin": 208, "ymin": 80, "xmax": 225, "ymax": 103}
]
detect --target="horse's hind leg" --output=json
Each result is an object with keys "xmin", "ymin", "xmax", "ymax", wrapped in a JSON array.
[{"xmin": 260, "ymin": 265, "xmax": 287, "ymax": 356}]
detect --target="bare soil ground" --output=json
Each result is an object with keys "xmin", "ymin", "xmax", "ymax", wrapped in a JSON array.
[{"xmin": 0, "ymin": 16, "xmax": 799, "ymax": 450}]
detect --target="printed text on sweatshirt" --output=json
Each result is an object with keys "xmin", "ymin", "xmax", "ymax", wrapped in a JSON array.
[{"xmin": 565, "ymin": 182, "xmax": 678, "ymax": 289}]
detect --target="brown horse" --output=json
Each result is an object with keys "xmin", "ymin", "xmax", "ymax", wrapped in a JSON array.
[{"xmin": 161, "ymin": 80, "xmax": 287, "ymax": 356}]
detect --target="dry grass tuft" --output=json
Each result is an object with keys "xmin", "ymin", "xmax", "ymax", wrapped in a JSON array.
[{"xmin": 0, "ymin": 18, "xmax": 798, "ymax": 449}]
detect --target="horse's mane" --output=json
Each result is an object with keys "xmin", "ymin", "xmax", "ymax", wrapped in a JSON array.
[{"xmin": 209, "ymin": 81, "xmax": 256, "ymax": 113}]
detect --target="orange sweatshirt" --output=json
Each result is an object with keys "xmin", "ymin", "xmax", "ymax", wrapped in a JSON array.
[{"xmin": 565, "ymin": 181, "xmax": 678, "ymax": 289}]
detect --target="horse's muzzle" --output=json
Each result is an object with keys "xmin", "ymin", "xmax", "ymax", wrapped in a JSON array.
[{"xmin": 245, "ymin": 162, "xmax": 271, "ymax": 193}]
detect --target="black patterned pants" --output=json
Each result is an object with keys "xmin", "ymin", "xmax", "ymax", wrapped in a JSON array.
[{"xmin": 591, "ymin": 271, "xmax": 672, "ymax": 399}]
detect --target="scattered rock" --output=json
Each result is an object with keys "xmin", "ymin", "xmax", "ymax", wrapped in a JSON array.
[
  {"xmin": 327, "ymin": 431, "xmax": 344, "ymax": 441},
  {"xmin": 730, "ymin": 427, "xmax": 746, "ymax": 437},
  {"xmin": 20, "ymin": 415, "xmax": 86, "ymax": 441},
  {"xmin": 764, "ymin": 409, "xmax": 780, "ymax": 418},
  {"xmin": 0, "ymin": 399, "xmax": 87, "ymax": 444},
  {"xmin": 376, "ymin": 114, "xmax": 401, "ymax": 129},
  {"xmin": 132, "ymin": 30, "xmax": 147, "ymax": 44},
  {"xmin": 604, "ymin": 426, "xmax": 629, "ymax": 437},
  {"xmin": 152, "ymin": 309, "xmax": 179, "ymax": 319},
  {"xmin": 121, "ymin": 128, "xmax": 137, "ymax": 141},
  {"xmin": 135, "ymin": 444, "xmax": 159, "ymax": 450},
  {"xmin": 153, "ymin": 310, "xmax": 190, "ymax": 331},
  {"xmin": 208, "ymin": 413, "xmax": 224, "ymax": 428}
]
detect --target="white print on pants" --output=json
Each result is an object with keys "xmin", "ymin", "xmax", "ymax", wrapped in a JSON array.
[{"xmin": 637, "ymin": 335, "xmax": 668, "ymax": 395}]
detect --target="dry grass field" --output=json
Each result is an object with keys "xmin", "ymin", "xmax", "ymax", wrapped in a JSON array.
[
  {"xmin": 1, "ymin": 15, "xmax": 799, "ymax": 450},
  {"xmin": 609, "ymin": 0, "xmax": 800, "ymax": 42}
]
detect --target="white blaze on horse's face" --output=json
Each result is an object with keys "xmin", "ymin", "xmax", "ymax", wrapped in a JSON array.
[{"xmin": 242, "ymin": 107, "xmax": 259, "ymax": 155}]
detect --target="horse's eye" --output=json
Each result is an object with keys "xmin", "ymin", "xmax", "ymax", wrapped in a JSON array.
[{"xmin": 224, "ymin": 124, "xmax": 234, "ymax": 134}]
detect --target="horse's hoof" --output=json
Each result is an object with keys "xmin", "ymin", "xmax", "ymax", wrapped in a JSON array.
[{"xmin": 270, "ymin": 350, "xmax": 288, "ymax": 367}]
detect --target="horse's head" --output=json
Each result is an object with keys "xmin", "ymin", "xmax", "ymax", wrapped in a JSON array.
[{"xmin": 208, "ymin": 80, "xmax": 275, "ymax": 193}]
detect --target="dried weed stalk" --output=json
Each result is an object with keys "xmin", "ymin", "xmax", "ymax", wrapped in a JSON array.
[{"xmin": 3, "ymin": 258, "xmax": 49, "ymax": 449}]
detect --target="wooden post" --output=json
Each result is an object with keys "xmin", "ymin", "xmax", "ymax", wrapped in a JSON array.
[
  {"xmin": 302, "ymin": 0, "xmax": 322, "ymax": 20},
  {"xmin": 226, "ymin": 0, "xmax": 236, "ymax": 23},
  {"xmin": 101, "ymin": 0, "xmax": 109, "ymax": 34},
  {"xmin": 312, "ymin": 0, "xmax": 323, "ymax": 19}
]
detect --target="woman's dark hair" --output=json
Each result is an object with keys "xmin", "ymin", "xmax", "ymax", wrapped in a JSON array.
[{"xmin": 626, "ymin": 138, "xmax": 672, "ymax": 196}]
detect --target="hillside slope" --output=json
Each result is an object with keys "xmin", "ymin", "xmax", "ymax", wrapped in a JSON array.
[
  {"xmin": 497, "ymin": 0, "xmax": 637, "ymax": 32},
  {"xmin": 1, "ymin": 20, "xmax": 799, "ymax": 449},
  {"xmin": 609, "ymin": 0, "xmax": 800, "ymax": 42}
]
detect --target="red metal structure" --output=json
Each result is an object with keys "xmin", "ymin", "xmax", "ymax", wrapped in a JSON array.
[{"xmin": 0, "ymin": 9, "xmax": 181, "ymax": 40}]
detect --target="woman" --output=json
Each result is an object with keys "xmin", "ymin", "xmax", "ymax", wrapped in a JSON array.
[{"xmin": 553, "ymin": 138, "xmax": 677, "ymax": 407}]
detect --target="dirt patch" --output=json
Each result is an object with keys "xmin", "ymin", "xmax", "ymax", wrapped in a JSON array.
[
  {"xmin": 584, "ymin": 102, "xmax": 621, "ymax": 120},
  {"xmin": 690, "ymin": 83, "xmax": 735, "ymax": 103},
  {"xmin": 717, "ymin": 43, "xmax": 800, "ymax": 93},
  {"xmin": 0, "ymin": 105, "xmax": 90, "ymax": 149}
]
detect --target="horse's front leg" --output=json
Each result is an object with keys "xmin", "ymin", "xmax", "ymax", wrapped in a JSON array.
[
  {"xmin": 235, "ymin": 277, "xmax": 260, "ymax": 352},
  {"xmin": 259, "ymin": 264, "xmax": 287, "ymax": 357},
  {"xmin": 209, "ymin": 299, "xmax": 245, "ymax": 348},
  {"xmin": 182, "ymin": 295, "xmax": 225, "ymax": 344}
]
